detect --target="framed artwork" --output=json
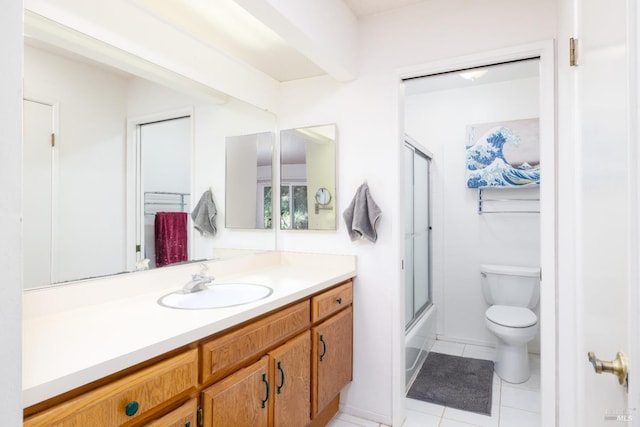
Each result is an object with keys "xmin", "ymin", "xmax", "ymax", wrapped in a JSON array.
[{"xmin": 465, "ymin": 118, "xmax": 540, "ymax": 188}]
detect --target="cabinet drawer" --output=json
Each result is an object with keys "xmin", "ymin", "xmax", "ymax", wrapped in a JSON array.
[
  {"xmin": 144, "ymin": 398, "xmax": 198, "ymax": 427},
  {"xmin": 24, "ymin": 349, "xmax": 198, "ymax": 427},
  {"xmin": 311, "ymin": 281, "xmax": 353, "ymax": 322},
  {"xmin": 201, "ymin": 300, "xmax": 310, "ymax": 384}
]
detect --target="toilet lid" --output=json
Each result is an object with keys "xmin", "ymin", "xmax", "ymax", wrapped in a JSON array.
[{"xmin": 486, "ymin": 305, "xmax": 537, "ymax": 328}]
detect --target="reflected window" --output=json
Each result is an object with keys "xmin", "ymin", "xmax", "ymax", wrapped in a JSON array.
[{"xmin": 280, "ymin": 183, "xmax": 308, "ymax": 230}]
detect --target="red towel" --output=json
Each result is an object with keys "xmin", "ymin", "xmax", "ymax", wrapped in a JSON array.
[{"xmin": 155, "ymin": 212, "xmax": 188, "ymax": 267}]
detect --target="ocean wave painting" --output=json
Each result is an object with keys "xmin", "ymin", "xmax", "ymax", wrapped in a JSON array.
[{"xmin": 466, "ymin": 118, "xmax": 540, "ymax": 188}]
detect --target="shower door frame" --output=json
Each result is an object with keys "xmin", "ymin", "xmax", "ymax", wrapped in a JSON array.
[{"xmin": 404, "ymin": 138, "xmax": 433, "ymax": 332}]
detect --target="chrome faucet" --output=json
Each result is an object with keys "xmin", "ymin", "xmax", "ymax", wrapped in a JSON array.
[{"xmin": 182, "ymin": 263, "xmax": 214, "ymax": 293}]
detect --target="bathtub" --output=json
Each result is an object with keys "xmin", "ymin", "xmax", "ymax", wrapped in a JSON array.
[{"xmin": 405, "ymin": 304, "xmax": 437, "ymax": 391}]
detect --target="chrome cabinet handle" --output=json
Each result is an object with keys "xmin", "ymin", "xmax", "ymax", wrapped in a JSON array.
[{"xmin": 588, "ymin": 351, "xmax": 628, "ymax": 385}]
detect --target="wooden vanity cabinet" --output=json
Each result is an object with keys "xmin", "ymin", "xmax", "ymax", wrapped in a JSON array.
[
  {"xmin": 24, "ymin": 280, "xmax": 353, "ymax": 427},
  {"xmin": 23, "ymin": 348, "xmax": 198, "ymax": 427},
  {"xmin": 201, "ymin": 331, "xmax": 311, "ymax": 427},
  {"xmin": 269, "ymin": 331, "xmax": 311, "ymax": 427},
  {"xmin": 144, "ymin": 398, "xmax": 198, "ymax": 427},
  {"xmin": 201, "ymin": 356, "xmax": 270, "ymax": 427},
  {"xmin": 312, "ymin": 307, "xmax": 353, "ymax": 418}
]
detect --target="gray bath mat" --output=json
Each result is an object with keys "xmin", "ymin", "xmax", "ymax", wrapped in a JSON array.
[{"xmin": 407, "ymin": 352, "xmax": 494, "ymax": 415}]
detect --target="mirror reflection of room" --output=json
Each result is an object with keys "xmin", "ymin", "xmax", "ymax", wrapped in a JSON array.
[
  {"xmin": 139, "ymin": 116, "xmax": 191, "ymax": 269},
  {"xmin": 225, "ymin": 132, "xmax": 274, "ymax": 229},
  {"xmin": 22, "ymin": 23, "xmax": 277, "ymax": 289},
  {"xmin": 279, "ymin": 124, "xmax": 336, "ymax": 231}
]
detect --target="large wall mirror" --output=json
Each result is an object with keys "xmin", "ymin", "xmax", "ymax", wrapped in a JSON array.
[
  {"xmin": 280, "ymin": 124, "xmax": 337, "ymax": 230},
  {"xmin": 22, "ymin": 12, "xmax": 276, "ymax": 289}
]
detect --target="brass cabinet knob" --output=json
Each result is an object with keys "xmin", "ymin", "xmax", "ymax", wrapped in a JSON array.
[{"xmin": 588, "ymin": 351, "xmax": 628, "ymax": 385}]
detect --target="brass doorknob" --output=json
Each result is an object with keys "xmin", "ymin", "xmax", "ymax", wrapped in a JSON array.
[{"xmin": 588, "ymin": 351, "xmax": 628, "ymax": 386}]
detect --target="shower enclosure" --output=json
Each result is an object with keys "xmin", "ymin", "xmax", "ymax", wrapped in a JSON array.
[{"xmin": 404, "ymin": 138, "xmax": 435, "ymax": 389}]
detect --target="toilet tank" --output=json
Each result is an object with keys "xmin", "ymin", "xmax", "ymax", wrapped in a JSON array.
[{"xmin": 480, "ymin": 264, "xmax": 540, "ymax": 308}]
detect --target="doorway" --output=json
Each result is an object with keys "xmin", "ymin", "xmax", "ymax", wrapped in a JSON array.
[
  {"xmin": 396, "ymin": 42, "xmax": 556, "ymax": 426},
  {"xmin": 22, "ymin": 99, "xmax": 56, "ymax": 288},
  {"xmin": 130, "ymin": 114, "xmax": 192, "ymax": 269}
]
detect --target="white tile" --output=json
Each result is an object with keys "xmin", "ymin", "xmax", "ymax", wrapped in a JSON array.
[
  {"xmin": 500, "ymin": 385, "xmax": 540, "ymax": 413},
  {"xmin": 499, "ymin": 406, "xmax": 540, "ymax": 427},
  {"xmin": 326, "ymin": 418, "xmax": 363, "ymax": 427},
  {"xmin": 402, "ymin": 409, "xmax": 442, "ymax": 427},
  {"xmin": 442, "ymin": 405, "xmax": 500, "ymax": 427},
  {"xmin": 462, "ymin": 344, "xmax": 496, "ymax": 361},
  {"xmin": 332, "ymin": 412, "xmax": 381, "ymax": 427},
  {"xmin": 406, "ymin": 397, "xmax": 445, "ymax": 417},
  {"xmin": 440, "ymin": 418, "xmax": 482, "ymax": 427},
  {"xmin": 431, "ymin": 340, "xmax": 465, "ymax": 356}
]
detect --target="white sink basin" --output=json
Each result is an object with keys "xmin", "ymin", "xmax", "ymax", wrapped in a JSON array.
[{"xmin": 158, "ymin": 283, "xmax": 273, "ymax": 310}]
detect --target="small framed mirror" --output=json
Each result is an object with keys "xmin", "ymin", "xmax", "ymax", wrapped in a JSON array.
[{"xmin": 280, "ymin": 124, "xmax": 336, "ymax": 230}]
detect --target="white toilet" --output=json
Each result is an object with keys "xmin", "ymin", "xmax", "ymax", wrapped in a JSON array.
[{"xmin": 480, "ymin": 264, "xmax": 540, "ymax": 384}]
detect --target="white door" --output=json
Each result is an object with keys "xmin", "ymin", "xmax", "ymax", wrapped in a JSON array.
[
  {"xmin": 22, "ymin": 99, "xmax": 54, "ymax": 289},
  {"xmin": 570, "ymin": 0, "xmax": 638, "ymax": 424}
]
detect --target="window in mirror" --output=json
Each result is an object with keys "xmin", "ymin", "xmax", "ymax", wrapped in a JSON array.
[{"xmin": 280, "ymin": 124, "xmax": 336, "ymax": 230}]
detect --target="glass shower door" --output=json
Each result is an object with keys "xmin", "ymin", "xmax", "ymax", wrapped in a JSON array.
[{"xmin": 404, "ymin": 142, "xmax": 431, "ymax": 330}]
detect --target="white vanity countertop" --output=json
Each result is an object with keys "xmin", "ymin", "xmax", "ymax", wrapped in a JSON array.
[{"xmin": 22, "ymin": 251, "xmax": 356, "ymax": 408}]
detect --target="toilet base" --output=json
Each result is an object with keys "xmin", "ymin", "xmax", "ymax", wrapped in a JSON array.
[{"xmin": 494, "ymin": 341, "xmax": 530, "ymax": 384}]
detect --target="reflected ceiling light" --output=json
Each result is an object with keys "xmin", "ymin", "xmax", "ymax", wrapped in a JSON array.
[{"xmin": 459, "ymin": 69, "xmax": 488, "ymax": 81}]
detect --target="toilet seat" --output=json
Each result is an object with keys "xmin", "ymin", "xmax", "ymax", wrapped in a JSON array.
[{"xmin": 486, "ymin": 305, "xmax": 537, "ymax": 328}]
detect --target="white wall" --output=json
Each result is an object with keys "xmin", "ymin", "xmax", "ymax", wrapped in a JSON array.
[
  {"xmin": 0, "ymin": 0, "xmax": 23, "ymax": 423},
  {"xmin": 24, "ymin": 45, "xmax": 129, "ymax": 283},
  {"xmin": 405, "ymin": 77, "xmax": 541, "ymax": 352},
  {"xmin": 278, "ymin": 1, "xmax": 556, "ymax": 424}
]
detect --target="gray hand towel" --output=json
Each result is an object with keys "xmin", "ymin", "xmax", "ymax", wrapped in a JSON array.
[
  {"xmin": 191, "ymin": 189, "xmax": 217, "ymax": 236},
  {"xmin": 343, "ymin": 182, "xmax": 381, "ymax": 242}
]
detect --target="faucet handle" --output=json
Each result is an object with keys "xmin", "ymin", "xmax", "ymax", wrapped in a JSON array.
[{"xmin": 199, "ymin": 263, "xmax": 209, "ymax": 275}]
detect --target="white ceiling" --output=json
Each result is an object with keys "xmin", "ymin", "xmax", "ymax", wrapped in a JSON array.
[
  {"xmin": 343, "ymin": 0, "xmax": 426, "ymax": 17},
  {"xmin": 130, "ymin": 0, "xmax": 425, "ymax": 82}
]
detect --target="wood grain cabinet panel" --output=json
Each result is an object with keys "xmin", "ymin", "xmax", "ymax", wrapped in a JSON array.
[
  {"xmin": 24, "ymin": 349, "xmax": 198, "ymax": 427},
  {"xmin": 201, "ymin": 356, "xmax": 270, "ymax": 427},
  {"xmin": 144, "ymin": 398, "xmax": 197, "ymax": 427},
  {"xmin": 311, "ymin": 306, "xmax": 353, "ymax": 417},
  {"xmin": 311, "ymin": 281, "xmax": 353, "ymax": 322},
  {"xmin": 269, "ymin": 331, "xmax": 311, "ymax": 427},
  {"xmin": 201, "ymin": 300, "xmax": 310, "ymax": 385}
]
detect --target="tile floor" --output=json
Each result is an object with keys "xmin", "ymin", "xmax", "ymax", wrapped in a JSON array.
[{"xmin": 327, "ymin": 341, "xmax": 540, "ymax": 427}]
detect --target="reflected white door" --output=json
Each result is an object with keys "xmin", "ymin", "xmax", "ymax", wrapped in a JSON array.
[
  {"xmin": 572, "ymin": 0, "xmax": 638, "ymax": 423},
  {"xmin": 22, "ymin": 100, "xmax": 54, "ymax": 289}
]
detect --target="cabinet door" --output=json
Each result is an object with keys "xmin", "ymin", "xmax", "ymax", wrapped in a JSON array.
[
  {"xmin": 269, "ymin": 331, "xmax": 311, "ymax": 427},
  {"xmin": 311, "ymin": 306, "xmax": 353, "ymax": 416},
  {"xmin": 201, "ymin": 356, "xmax": 270, "ymax": 427},
  {"xmin": 144, "ymin": 398, "xmax": 197, "ymax": 427}
]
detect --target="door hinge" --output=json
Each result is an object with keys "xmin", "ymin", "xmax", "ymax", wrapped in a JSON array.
[
  {"xmin": 135, "ymin": 244, "xmax": 141, "ymax": 253},
  {"xmin": 197, "ymin": 406, "xmax": 203, "ymax": 426},
  {"xmin": 51, "ymin": 133, "xmax": 56, "ymax": 147},
  {"xmin": 570, "ymin": 37, "xmax": 578, "ymax": 67}
]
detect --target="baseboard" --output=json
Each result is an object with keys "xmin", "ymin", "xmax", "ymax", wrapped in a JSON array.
[{"xmin": 337, "ymin": 403, "xmax": 392, "ymax": 426}]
